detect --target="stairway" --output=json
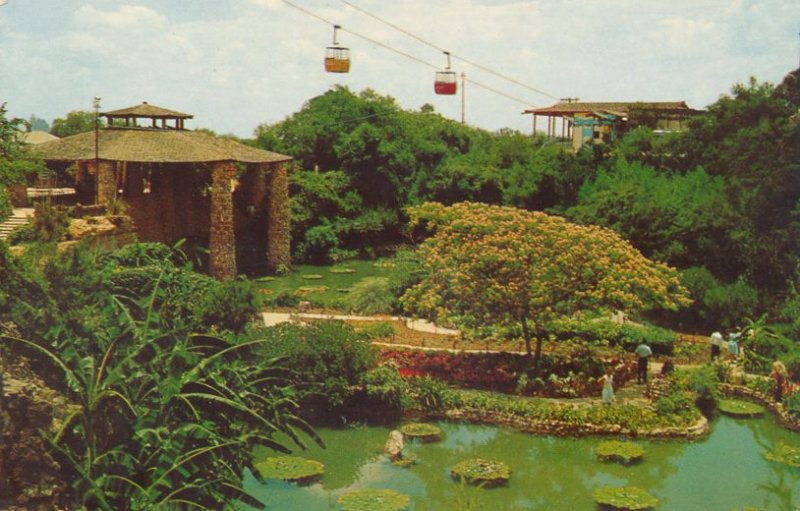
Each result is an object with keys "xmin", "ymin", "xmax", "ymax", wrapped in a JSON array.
[{"xmin": 0, "ymin": 208, "xmax": 35, "ymax": 241}]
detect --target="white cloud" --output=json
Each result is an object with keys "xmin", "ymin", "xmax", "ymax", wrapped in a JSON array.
[{"xmin": 73, "ymin": 4, "xmax": 166, "ymax": 28}]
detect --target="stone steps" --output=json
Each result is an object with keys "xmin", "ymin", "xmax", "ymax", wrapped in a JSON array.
[{"xmin": 0, "ymin": 208, "xmax": 35, "ymax": 240}]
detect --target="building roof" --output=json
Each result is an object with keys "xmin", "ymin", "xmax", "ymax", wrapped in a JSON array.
[
  {"xmin": 524, "ymin": 101, "xmax": 700, "ymax": 117},
  {"xmin": 102, "ymin": 102, "xmax": 193, "ymax": 119},
  {"xmin": 32, "ymin": 129, "xmax": 291, "ymax": 164},
  {"xmin": 18, "ymin": 131, "xmax": 59, "ymax": 144}
]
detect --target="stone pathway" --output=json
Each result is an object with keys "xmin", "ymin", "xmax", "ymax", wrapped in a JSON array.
[
  {"xmin": 260, "ymin": 311, "xmax": 459, "ymax": 335},
  {"xmin": 0, "ymin": 207, "xmax": 35, "ymax": 240}
]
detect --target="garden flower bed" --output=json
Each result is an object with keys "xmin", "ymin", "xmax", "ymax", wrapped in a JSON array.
[{"xmin": 382, "ymin": 346, "xmax": 637, "ymax": 398}]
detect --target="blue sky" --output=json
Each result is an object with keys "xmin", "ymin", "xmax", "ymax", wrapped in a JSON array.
[{"xmin": 1, "ymin": 0, "xmax": 798, "ymax": 137}]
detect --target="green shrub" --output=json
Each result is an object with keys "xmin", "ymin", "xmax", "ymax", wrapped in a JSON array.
[
  {"xmin": 0, "ymin": 186, "xmax": 11, "ymax": 222},
  {"xmin": 195, "ymin": 279, "xmax": 258, "ymax": 333},
  {"xmin": 362, "ymin": 365, "xmax": 409, "ymax": 410},
  {"xmin": 100, "ymin": 241, "xmax": 185, "ymax": 268},
  {"xmin": 298, "ymin": 224, "xmax": 339, "ymax": 264},
  {"xmin": 686, "ymin": 366, "xmax": 720, "ymax": 417},
  {"xmin": 619, "ymin": 324, "xmax": 677, "ymax": 355},
  {"xmin": 407, "ymin": 376, "xmax": 451, "ymax": 411},
  {"xmin": 255, "ymin": 321, "xmax": 376, "ymax": 411},
  {"xmin": 357, "ymin": 320, "xmax": 396, "ymax": 339},
  {"xmin": 702, "ymin": 278, "xmax": 759, "ymax": 330},
  {"xmin": 29, "ymin": 201, "xmax": 71, "ymax": 242},
  {"xmin": 552, "ymin": 317, "xmax": 676, "ymax": 355},
  {"xmin": 654, "ymin": 390, "xmax": 695, "ymax": 417},
  {"xmin": 346, "ymin": 277, "xmax": 393, "ymax": 314}
]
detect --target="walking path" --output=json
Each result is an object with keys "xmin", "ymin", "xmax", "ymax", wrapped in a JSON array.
[
  {"xmin": 261, "ymin": 311, "xmax": 459, "ymax": 335},
  {"xmin": 0, "ymin": 207, "xmax": 34, "ymax": 240}
]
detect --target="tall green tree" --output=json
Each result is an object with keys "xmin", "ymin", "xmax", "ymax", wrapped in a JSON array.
[
  {"xmin": 0, "ymin": 103, "xmax": 45, "ymax": 220},
  {"xmin": 50, "ymin": 109, "xmax": 97, "ymax": 137}
]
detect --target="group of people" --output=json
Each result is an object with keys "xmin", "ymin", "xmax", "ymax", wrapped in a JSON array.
[
  {"xmin": 709, "ymin": 331, "xmax": 741, "ymax": 361},
  {"xmin": 600, "ymin": 341, "xmax": 653, "ymax": 405},
  {"xmin": 599, "ymin": 329, "xmax": 792, "ymax": 406}
]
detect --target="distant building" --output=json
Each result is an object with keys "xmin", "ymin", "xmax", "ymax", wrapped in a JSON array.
[{"xmin": 523, "ymin": 101, "xmax": 702, "ymax": 151}]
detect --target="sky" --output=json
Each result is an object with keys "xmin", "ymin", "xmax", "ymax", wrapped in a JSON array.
[{"xmin": 1, "ymin": 0, "xmax": 798, "ymax": 138}]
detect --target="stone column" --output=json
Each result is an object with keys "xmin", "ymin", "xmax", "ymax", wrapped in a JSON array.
[
  {"xmin": 265, "ymin": 161, "xmax": 291, "ymax": 271},
  {"xmin": 209, "ymin": 162, "xmax": 237, "ymax": 280},
  {"xmin": 95, "ymin": 160, "xmax": 116, "ymax": 206}
]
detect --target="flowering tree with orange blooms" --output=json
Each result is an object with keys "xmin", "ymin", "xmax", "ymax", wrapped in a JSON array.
[{"xmin": 401, "ymin": 202, "xmax": 691, "ymax": 369}]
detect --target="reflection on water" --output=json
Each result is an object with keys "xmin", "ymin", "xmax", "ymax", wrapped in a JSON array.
[{"xmin": 242, "ymin": 416, "xmax": 800, "ymax": 511}]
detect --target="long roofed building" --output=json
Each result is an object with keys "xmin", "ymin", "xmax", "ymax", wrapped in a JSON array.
[{"xmin": 33, "ymin": 102, "xmax": 291, "ymax": 280}]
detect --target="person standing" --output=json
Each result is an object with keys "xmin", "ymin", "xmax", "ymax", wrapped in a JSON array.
[
  {"xmin": 771, "ymin": 361, "xmax": 788, "ymax": 403},
  {"xmin": 601, "ymin": 367, "xmax": 615, "ymax": 404},
  {"xmin": 635, "ymin": 342, "xmax": 653, "ymax": 384},
  {"xmin": 710, "ymin": 331, "xmax": 724, "ymax": 361}
]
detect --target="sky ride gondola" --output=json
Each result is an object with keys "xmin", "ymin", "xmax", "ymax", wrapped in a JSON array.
[
  {"xmin": 325, "ymin": 24, "xmax": 350, "ymax": 73},
  {"xmin": 434, "ymin": 51, "xmax": 457, "ymax": 95}
]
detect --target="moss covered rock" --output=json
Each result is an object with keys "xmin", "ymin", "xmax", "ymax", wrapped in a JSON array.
[
  {"xmin": 450, "ymin": 458, "xmax": 510, "ymax": 487},
  {"xmin": 593, "ymin": 485, "xmax": 658, "ymax": 510},
  {"xmin": 596, "ymin": 440, "xmax": 645, "ymax": 465},
  {"xmin": 254, "ymin": 456, "xmax": 324, "ymax": 485},
  {"xmin": 719, "ymin": 399, "xmax": 765, "ymax": 418},
  {"xmin": 338, "ymin": 489, "xmax": 410, "ymax": 511},
  {"xmin": 399, "ymin": 422, "xmax": 443, "ymax": 442}
]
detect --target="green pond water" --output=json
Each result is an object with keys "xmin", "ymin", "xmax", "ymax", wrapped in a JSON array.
[{"xmin": 243, "ymin": 416, "xmax": 800, "ymax": 511}]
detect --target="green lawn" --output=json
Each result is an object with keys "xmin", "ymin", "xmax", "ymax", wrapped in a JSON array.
[{"xmin": 252, "ymin": 259, "xmax": 397, "ymax": 309}]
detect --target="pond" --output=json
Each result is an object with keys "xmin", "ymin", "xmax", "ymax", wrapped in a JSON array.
[{"xmin": 242, "ymin": 416, "xmax": 800, "ymax": 511}]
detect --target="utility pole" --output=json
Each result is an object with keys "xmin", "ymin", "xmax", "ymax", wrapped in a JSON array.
[
  {"xmin": 460, "ymin": 72, "xmax": 466, "ymax": 124},
  {"xmin": 93, "ymin": 96, "xmax": 101, "ymax": 165}
]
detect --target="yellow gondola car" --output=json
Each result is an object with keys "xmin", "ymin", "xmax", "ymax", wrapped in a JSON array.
[{"xmin": 325, "ymin": 25, "xmax": 350, "ymax": 73}]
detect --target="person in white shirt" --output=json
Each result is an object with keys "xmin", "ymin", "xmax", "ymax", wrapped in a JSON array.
[
  {"xmin": 634, "ymin": 343, "xmax": 653, "ymax": 384},
  {"xmin": 710, "ymin": 331, "xmax": 724, "ymax": 361}
]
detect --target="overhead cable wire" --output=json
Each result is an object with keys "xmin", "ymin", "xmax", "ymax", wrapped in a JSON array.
[
  {"xmin": 339, "ymin": 0, "xmax": 558, "ymax": 100},
  {"xmin": 279, "ymin": 0, "xmax": 538, "ymax": 108}
]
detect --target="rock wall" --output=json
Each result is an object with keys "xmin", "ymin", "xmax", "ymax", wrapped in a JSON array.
[{"xmin": 0, "ymin": 366, "xmax": 70, "ymax": 509}]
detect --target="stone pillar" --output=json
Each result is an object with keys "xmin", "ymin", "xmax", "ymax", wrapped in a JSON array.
[
  {"xmin": 265, "ymin": 161, "xmax": 291, "ymax": 271},
  {"xmin": 96, "ymin": 160, "xmax": 116, "ymax": 206},
  {"xmin": 209, "ymin": 162, "xmax": 237, "ymax": 280}
]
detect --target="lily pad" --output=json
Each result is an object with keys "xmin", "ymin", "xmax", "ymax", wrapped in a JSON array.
[
  {"xmin": 255, "ymin": 276, "xmax": 276, "ymax": 282},
  {"xmin": 593, "ymin": 485, "xmax": 658, "ymax": 510},
  {"xmin": 763, "ymin": 442, "xmax": 800, "ymax": 468},
  {"xmin": 450, "ymin": 458, "xmax": 510, "ymax": 487},
  {"xmin": 330, "ymin": 268, "xmax": 357, "ymax": 274},
  {"xmin": 719, "ymin": 399, "xmax": 765, "ymax": 418},
  {"xmin": 338, "ymin": 489, "xmax": 410, "ymax": 511},
  {"xmin": 399, "ymin": 422, "xmax": 443, "ymax": 442},
  {"xmin": 254, "ymin": 456, "xmax": 324, "ymax": 485},
  {"xmin": 301, "ymin": 274, "xmax": 324, "ymax": 280},
  {"xmin": 596, "ymin": 440, "xmax": 644, "ymax": 465}
]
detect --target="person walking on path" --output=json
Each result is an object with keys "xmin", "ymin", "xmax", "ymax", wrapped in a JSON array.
[
  {"xmin": 635, "ymin": 342, "xmax": 653, "ymax": 384},
  {"xmin": 601, "ymin": 367, "xmax": 615, "ymax": 404},
  {"xmin": 710, "ymin": 331, "xmax": 724, "ymax": 361}
]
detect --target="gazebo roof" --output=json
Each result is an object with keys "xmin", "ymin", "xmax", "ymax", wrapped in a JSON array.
[
  {"xmin": 102, "ymin": 102, "xmax": 193, "ymax": 120},
  {"xmin": 18, "ymin": 130, "xmax": 59, "ymax": 144},
  {"xmin": 32, "ymin": 129, "xmax": 291, "ymax": 164}
]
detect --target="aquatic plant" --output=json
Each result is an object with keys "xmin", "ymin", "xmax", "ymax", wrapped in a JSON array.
[
  {"xmin": 718, "ymin": 399, "xmax": 765, "ymax": 418},
  {"xmin": 254, "ymin": 456, "xmax": 324, "ymax": 485},
  {"xmin": 399, "ymin": 422, "xmax": 443, "ymax": 442},
  {"xmin": 592, "ymin": 485, "xmax": 658, "ymax": 510},
  {"xmin": 338, "ymin": 489, "xmax": 410, "ymax": 511},
  {"xmin": 450, "ymin": 458, "xmax": 511, "ymax": 487},
  {"xmin": 763, "ymin": 442, "xmax": 800, "ymax": 468},
  {"xmin": 595, "ymin": 441, "xmax": 644, "ymax": 464}
]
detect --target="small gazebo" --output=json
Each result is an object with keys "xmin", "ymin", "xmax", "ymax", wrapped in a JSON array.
[{"xmin": 33, "ymin": 102, "xmax": 291, "ymax": 280}]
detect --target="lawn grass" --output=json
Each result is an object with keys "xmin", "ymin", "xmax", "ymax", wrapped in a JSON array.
[{"xmin": 252, "ymin": 259, "xmax": 396, "ymax": 309}]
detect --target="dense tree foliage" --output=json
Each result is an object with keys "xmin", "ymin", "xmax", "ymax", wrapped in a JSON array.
[
  {"xmin": 401, "ymin": 202, "xmax": 690, "ymax": 368},
  {"xmin": 254, "ymin": 86, "xmax": 583, "ymax": 262},
  {"xmin": 254, "ymin": 71, "xmax": 799, "ymax": 328},
  {"xmin": 0, "ymin": 103, "xmax": 45, "ymax": 221},
  {"xmin": 50, "ymin": 109, "xmax": 97, "ymax": 138}
]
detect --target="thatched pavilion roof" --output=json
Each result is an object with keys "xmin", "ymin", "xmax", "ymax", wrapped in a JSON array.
[
  {"xmin": 103, "ymin": 102, "xmax": 193, "ymax": 119},
  {"xmin": 524, "ymin": 101, "xmax": 701, "ymax": 117},
  {"xmin": 32, "ymin": 129, "xmax": 292, "ymax": 164}
]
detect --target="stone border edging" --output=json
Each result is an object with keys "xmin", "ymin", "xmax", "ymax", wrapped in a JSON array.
[
  {"xmin": 412, "ymin": 408, "xmax": 708, "ymax": 439},
  {"xmin": 718, "ymin": 383, "xmax": 800, "ymax": 432}
]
